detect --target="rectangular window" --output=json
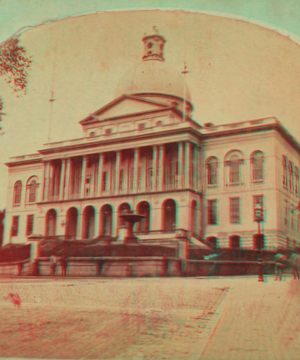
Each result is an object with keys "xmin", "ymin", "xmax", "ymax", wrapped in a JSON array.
[
  {"xmin": 291, "ymin": 206, "xmax": 295, "ymax": 230},
  {"xmin": 138, "ymin": 123, "xmax": 146, "ymax": 130},
  {"xmin": 12, "ymin": 216, "xmax": 19, "ymax": 237},
  {"xmin": 26, "ymin": 214, "xmax": 34, "ymax": 236},
  {"xmin": 207, "ymin": 200, "xmax": 217, "ymax": 225},
  {"xmin": 284, "ymin": 200, "xmax": 288, "ymax": 226},
  {"xmin": 230, "ymin": 198, "xmax": 240, "ymax": 224},
  {"xmin": 253, "ymin": 195, "xmax": 264, "ymax": 221},
  {"xmin": 287, "ymin": 201, "xmax": 290, "ymax": 227},
  {"xmin": 130, "ymin": 167, "xmax": 134, "ymax": 190},
  {"xmin": 102, "ymin": 172, "xmax": 107, "ymax": 191},
  {"xmin": 105, "ymin": 128, "xmax": 112, "ymax": 135},
  {"xmin": 119, "ymin": 170, "xmax": 124, "ymax": 190}
]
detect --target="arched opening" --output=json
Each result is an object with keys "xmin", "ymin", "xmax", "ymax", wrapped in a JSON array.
[
  {"xmin": 206, "ymin": 157, "xmax": 218, "ymax": 185},
  {"xmin": 230, "ymin": 235, "xmax": 240, "ymax": 249},
  {"xmin": 282, "ymin": 155, "xmax": 288, "ymax": 187},
  {"xmin": 13, "ymin": 181, "xmax": 22, "ymax": 206},
  {"xmin": 101, "ymin": 204, "xmax": 113, "ymax": 236},
  {"xmin": 137, "ymin": 201, "xmax": 150, "ymax": 233},
  {"xmin": 45, "ymin": 209, "xmax": 57, "ymax": 237},
  {"xmin": 191, "ymin": 200, "xmax": 200, "ymax": 236},
  {"xmin": 82, "ymin": 206, "xmax": 95, "ymax": 239},
  {"xmin": 66, "ymin": 207, "xmax": 78, "ymax": 240},
  {"xmin": 254, "ymin": 233, "xmax": 265, "ymax": 250},
  {"xmin": 118, "ymin": 203, "xmax": 131, "ymax": 226},
  {"xmin": 207, "ymin": 236, "xmax": 217, "ymax": 248},
  {"xmin": 252, "ymin": 151, "xmax": 264, "ymax": 182},
  {"xmin": 26, "ymin": 177, "xmax": 39, "ymax": 203},
  {"xmin": 163, "ymin": 199, "xmax": 176, "ymax": 232}
]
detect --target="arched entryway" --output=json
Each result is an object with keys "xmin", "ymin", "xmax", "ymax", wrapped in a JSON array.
[
  {"xmin": 163, "ymin": 199, "xmax": 176, "ymax": 232},
  {"xmin": 137, "ymin": 201, "xmax": 150, "ymax": 233},
  {"xmin": 191, "ymin": 200, "xmax": 200, "ymax": 236},
  {"xmin": 207, "ymin": 236, "xmax": 217, "ymax": 248},
  {"xmin": 45, "ymin": 209, "xmax": 57, "ymax": 236},
  {"xmin": 66, "ymin": 207, "xmax": 78, "ymax": 240},
  {"xmin": 82, "ymin": 206, "xmax": 95, "ymax": 239},
  {"xmin": 254, "ymin": 234, "xmax": 265, "ymax": 250},
  {"xmin": 101, "ymin": 204, "xmax": 113, "ymax": 236},
  {"xmin": 118, "ymin": 203, "xmax": 131, "ymax": 226},
  {"xmin": 230, "ymin": 235, "xmax": 241, "ymax": 249}
]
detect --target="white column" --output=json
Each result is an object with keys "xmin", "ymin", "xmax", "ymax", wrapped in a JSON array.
[
  {"xmin": 134, "ymin": 148, "xmax": 140, "ymax": 192},
  {"xmin": 127, "ymin": 154, "xmax": 131, "ymax": 193},
  {"xmin": 115, "ymin": 151, "xmax": 122, "ymax": 194},
  {"xmin": 192, "ymin": 146, "xmax": 197, "ymax": 188},
  {"xmin": 59, "ymin": 159, "xmax": 66, "ymax": 200},
  {"xmin": 65, "ymin": 158, "xmax": 71, "ymax": 199},
  {"xmin": 197, "ymin": 146, "xmax": 201, "ymax": 191},
  {"xmin": 185, "ymin": 142, "xmax": 192, "ymax": 188},
  {"xmin": 159, "ymin": 145, "xmax": 165, "ymax": 191},
  {"xmin": 98, "ymin": 153, "xmax": 104, "ymax": 196},
  {"xmin": 178, "ymin": 143, "xmax": 184, "ymax": 189},
  {"xmin": 153, "ymin": 146, "xmax": 158, "ymax": 191},
  {"xmin": 42, "ymin": 162, "xmax": 48, "ymax": 201},
  {"xmin": 46, "ymin": 162, "xmax": 52, "ymax": 200},
  {"xmin": 80, "ymin": 156, "xmax": 87, "ymax": 198}
]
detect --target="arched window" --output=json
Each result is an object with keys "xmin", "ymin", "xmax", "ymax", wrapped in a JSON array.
[
  {"xmin": 13, "ymin": 181, "xmax": 22, "ymax": 206},
  {"xmin": 26, "ymin": 177, "xmax": 39, "ymax": 203},
  {"xmin": 191, "ymin": 200, "xmax": 200, "ymax": 236},
  {"xmin": 296, "ymin": 167, "xmax": 299, "ymax": 195},
  {"xmin": 282, "ymin": 156, "xmax": 288, "ymax": 187},
  {"xmin": 137, "ymin": 201, "xmax": 150, "ymax": 233},
  {"xmin": 252, "ymin": 151, "xmax": 264, "ymax": 182},
  {"xmin": 289, "ymin": 161, "xmax": 294, "ymax": 191},
  {"xmin": 230, "ymin": 235, "xmax": 240, "ymax": 249},
  {"xmin": 207, "ymin": 236, "xmax": 217, "ymax": 248},
  {"xmin": 66, "ymin": 207, "xmax": 78, "ymax": 240},
  {"xmin": 82, "ymin": 206, "xmax": 95, "ymax": 239},
  {"xmin": 101, "ymin": 204, "xmax": 113, "ymax": 236},
  {"xmin": 163, "ymin": 199, "xmax": 176, "ymax": 232},
  {"xmin": 45, "ymin": 209, "xmax": 57, "ymax": 237},
  {"xmin": 206, "ymin": 157, "xmax": 218, "ymax": 185},
  {"xmin": 118, "ymin": 203, "xmax": 131, "ymax": 226},
  {"xmin": 225, "ymin": 151, "xmax": 244, "ymax": 185}
]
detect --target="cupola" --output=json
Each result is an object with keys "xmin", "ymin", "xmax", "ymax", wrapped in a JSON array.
[{"xmin": 142, "ymin": 26, "xmax": 166, "ymax": 62}]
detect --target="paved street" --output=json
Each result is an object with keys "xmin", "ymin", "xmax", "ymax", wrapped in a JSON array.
[{"xmin": 0, "ymin": 276, "xmax": 299, "ymax": 359}]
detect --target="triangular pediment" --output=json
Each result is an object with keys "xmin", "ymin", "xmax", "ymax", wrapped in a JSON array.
[{"xmin": 80, "ymin": 95, "xmax": 170, "ymax": 124}]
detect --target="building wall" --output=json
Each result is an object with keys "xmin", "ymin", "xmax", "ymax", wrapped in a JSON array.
[
  {"xmin": 4, "ymin": 162, "xmax": 43, "ymax": 245},
  {"xmin": 202, "ymin": 130, "xmax": 280, "ymax": 249},
  {"xmin": 274, "ymin": 132, "xmax": 300, "ymax": 249}
]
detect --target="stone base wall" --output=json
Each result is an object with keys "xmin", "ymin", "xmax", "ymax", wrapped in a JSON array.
[{"xmin": 0, "ymin": 258, "xmax": 284, "ymax": 278}]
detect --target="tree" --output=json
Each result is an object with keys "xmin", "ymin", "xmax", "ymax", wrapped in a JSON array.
[{"xmin": 0, "ymin": 36, "xmax": 33, "ymax": 134}]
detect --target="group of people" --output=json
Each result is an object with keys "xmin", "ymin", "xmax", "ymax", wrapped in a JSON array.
[
  {"xmin": 50, "ymin": 254, "xmax": 68, "ymax": 276},
  {"xmin": 274, "ymin": 252, "xmax": 300, "ymax": 281}
]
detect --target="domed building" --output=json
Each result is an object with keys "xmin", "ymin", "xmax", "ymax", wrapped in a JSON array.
[{"xmin": 3, "ymin": 30, "xmax": 300, "ymax": 275}]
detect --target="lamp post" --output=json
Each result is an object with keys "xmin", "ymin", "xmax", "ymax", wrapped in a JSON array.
[{"xmin": 255, "ymin": 202, "xmax": 264, "ymax": 282}]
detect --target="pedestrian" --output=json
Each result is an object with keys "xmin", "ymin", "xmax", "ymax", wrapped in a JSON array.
[
  {"xmin": 32, "ymin": 259, "xmax": 40, "ymax": 276},
  {"xmin": 162, "ymin": 255, "xmax": 169, "ymax": 277},
  {"xmin": 274, "ymin": 253, "xmax": 288, "ymax": 281},
  {"xmin": 50, "ymin": 253, "xmax": 58, "ymax": 276},
  {"xmin": 96, "ymin": 257, "xmax": 104, "ymax": 277},
  {"xmin": 60, "ymin": 254, "xmax": 68, "ymax": 276},
  {"xmin": 290, "ymin": 253, "xmax": 300, "ymax": 280}
]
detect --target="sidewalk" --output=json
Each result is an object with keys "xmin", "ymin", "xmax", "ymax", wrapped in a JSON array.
[
  {"xmin": 200, "ymin": 276, "xmax": 300, "ymax": 360},
  {"xmin": 0, "ymin": 276, "xmax": 299, "ymax": 359}
]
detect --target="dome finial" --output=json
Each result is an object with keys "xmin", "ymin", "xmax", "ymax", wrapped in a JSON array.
[{"xmin": 142, "ymin": 29, "xmax": 166, "ymax": 62}]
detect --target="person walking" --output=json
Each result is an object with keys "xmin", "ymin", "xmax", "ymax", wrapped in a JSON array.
[
  {"xmin": 60, "ymin": 254, "xmax": 68, "ymax": 276},
  {"xmin": 274, "ymin": 253, "xmax": 288, "ymax": 281},
  {"xmin": 50, "ymin": 253, "xmax": 58, "ymax": 276},
  {"xmin": 96, "ymin": 257, "xmax": 104, "ymax": 277}
]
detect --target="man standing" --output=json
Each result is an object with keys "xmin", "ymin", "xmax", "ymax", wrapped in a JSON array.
[{"xmin": 50, "ymin": 253, "xmax": 58, "ymax": 276}]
